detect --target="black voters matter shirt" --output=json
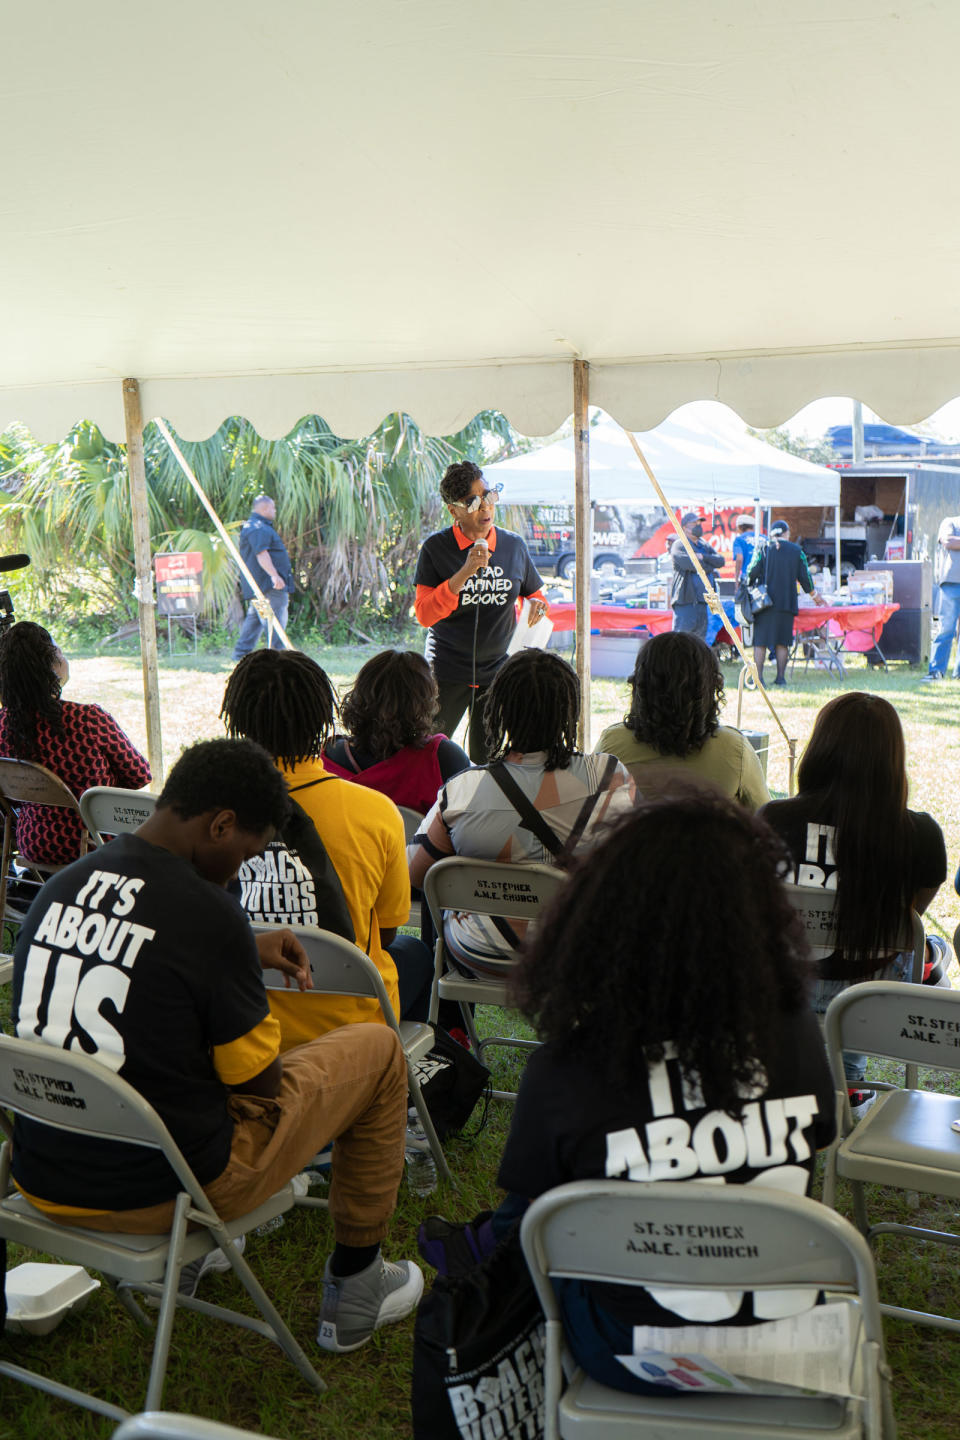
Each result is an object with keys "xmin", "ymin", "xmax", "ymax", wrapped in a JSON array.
[
  {"xmin": 11, "ymin": 835, "xmax": 278, "ymax": 1211},
  {"xmin": 414, "ymin": 525, "xmax": 543, "ymax": 684},
  {"xmin": 498, "ymin": 1007, "xmax": 835, "ymax": 1326},
  {"xmin": 761, "ymin": 794, "xmax": 947, "ymax": 980}
]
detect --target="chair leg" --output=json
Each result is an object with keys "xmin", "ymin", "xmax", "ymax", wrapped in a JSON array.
[
  {"xmin": 219, "ymin": 1223, "xmax": 326, "ymax": 1394},
  {"xmin": 144, "ymin": 1190, "xmax": 192, "ymax": 1410},
  {"xmin": 407, "ymin": 1061, "xmax": 455, "ymax": 1187},
  {"xmin": 850, "ymin": 1178, "xmax": 870, "ymax": 1237},
  {"xmin": 459, "ymin": 1000, "xmax": 483, "ymax": 1053}
]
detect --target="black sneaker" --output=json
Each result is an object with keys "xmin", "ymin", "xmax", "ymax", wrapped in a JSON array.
[{"xmin": 847, "ymin": 1089, "xmax": 877, "ymax": 1122}]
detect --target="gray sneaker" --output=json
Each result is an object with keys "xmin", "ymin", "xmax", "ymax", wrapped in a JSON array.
[
  {"xmin": 920, "ymin": 671, "xmax": 945, "ymax": 683},
  {"xmin": 178, "ymin": 1234, "xmax": 245, "ymax": 1299},
  {"xmin": 317, "ymin": 1254, "xmax": 424, "ymax": 1352}
]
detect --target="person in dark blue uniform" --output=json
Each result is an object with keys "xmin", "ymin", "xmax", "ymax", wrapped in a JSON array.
[{"xmin": 232, "ymin": 495, "xmax": 294, "ymax": 660}]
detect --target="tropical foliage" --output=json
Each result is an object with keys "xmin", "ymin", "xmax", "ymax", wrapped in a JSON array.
[{"xmin": 0, "ymin": 410, "xmax": 521, "ymax": 632}]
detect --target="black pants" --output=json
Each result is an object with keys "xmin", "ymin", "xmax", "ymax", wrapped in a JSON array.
[{"xmin": 435, "ymin": 679, "xmax": 491, "ymax": 763}]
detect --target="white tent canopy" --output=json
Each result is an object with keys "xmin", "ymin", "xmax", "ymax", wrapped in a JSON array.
[
  {"xmin": 4, "ymin": 2, "xmax": 960, "ymax": 442},
  {"xmin": 486, "ymin": 405, "xmax": 840, "ymax": 508}
]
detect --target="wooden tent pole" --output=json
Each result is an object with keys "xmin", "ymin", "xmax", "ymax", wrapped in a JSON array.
[
  {"xmin": 573, "ymin": 360, "xmax": 592, "ymax": 749},
  {"xmin": 122, "ymin": 379, "xmax": 164, "ymax": 781}
]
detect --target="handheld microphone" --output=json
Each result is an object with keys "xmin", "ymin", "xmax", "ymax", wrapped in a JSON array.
[{"xmin": 0, "ymin": 554, "xmax": 30, "ymax": 574}]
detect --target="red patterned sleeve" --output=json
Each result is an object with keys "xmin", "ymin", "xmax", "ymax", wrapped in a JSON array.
[{"xmin": 87, "ymin": 705, "xmax": 152, "ymax": 788}]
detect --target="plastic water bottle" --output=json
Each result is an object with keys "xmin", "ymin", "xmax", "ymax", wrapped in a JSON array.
[{"xmin": 405, "ymin": 1113, "xmax": 438, "ymax": 1197}]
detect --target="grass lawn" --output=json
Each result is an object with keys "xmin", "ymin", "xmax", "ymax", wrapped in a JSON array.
[{"xmin": 2, "ymin": 639, "xmax": 960, "ymax": 1437}]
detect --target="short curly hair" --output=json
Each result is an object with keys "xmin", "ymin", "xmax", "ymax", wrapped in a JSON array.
[
  {"xmin": 439, "ymin": 460, "xmax": 483, "ymax": 506},
  {"xmin": 157, "ymin": 738, "xmax": 290, "ymax": 833},
  {"xmin": 338, "ymin": 649, "xmax": 439, "ymax": 760},
  {"xmin": 624, "ymin": 631, "xmax": 723, "ymax": 757},
  {"xmin": 510, "ymin": 789, "xmax": 812, "ymax": 1112}
]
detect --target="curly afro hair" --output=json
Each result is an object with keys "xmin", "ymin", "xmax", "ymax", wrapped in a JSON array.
[{"xmin": 625, "ymin": 631, "xmax": 723, "ymax": 757}]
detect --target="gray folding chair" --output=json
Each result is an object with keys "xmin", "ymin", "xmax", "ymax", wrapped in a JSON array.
[
  {"xmin": 113, "ymin": 1413, "xmax": 285, "ymax": 1440},
  {"xmin": 256, "ymin": 923, "xmax": 452, "ymax": 1186},
  {"xmin": 0, "ymin": 757, "xmax": 98, "ymax": 923},
  {"xmin": 422, "ymin": 857, "xmax": 566, "ymax": 1102},
  {"xmin": 79, "ymin": 785, "xmax": 158, "ymax": 844},
  {"xmin": 784, "ymin": 882, "xmax": 926, "ymax": 1090},
  {"xmin": 397, "ymin": 805, "xmax": 425, "ymax": 928},
  {"xmin": 0, "ymin": 1033, "xmax": 325, "ymax": 1423},
  {"xmin": 521, "ymin": 1179, "xmax": 894, "ymax": 1440},
  {"xmin": 822, "ymin": 979, "xmax": 960, "ymax": 1333}
]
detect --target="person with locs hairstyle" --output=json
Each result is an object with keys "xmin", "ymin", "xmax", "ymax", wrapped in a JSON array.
[
  {"xmin": 413, "ymin": 460, "xmax": 549, "ymax": 762},
  {"xmin": 495, "ymin": 792, "xmax": 834, "ymax": 1395},
  {"xmin": 594, "ymin": 631, "xmax": 770, "ymax": 809},
  {"xmin": 761, "ymin": 692, "xmax": 947, "ymax": 1118},
  {"xmin": 232, "ymin": 494, "xmax": 294, "ymax": 660},
  {"xmin": 408, "ymin": 649, "xmax": 636, "ymax": 979},
  {"xmin": 11, "ymin": 737, "xmax": 422, "ymax": 1352},
  {"xmin": 322, "ymin": 649, "xmax": 470, "ymax": 815},
  {"xmin": 0, "ymin": 620, "xmax": 151, "ymax": 865}
]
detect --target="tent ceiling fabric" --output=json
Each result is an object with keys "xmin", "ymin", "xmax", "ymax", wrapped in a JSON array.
[
  {"xmin": 486, "ymin": 405, "xmax": 840, "ymax": 507},
  {"xmin": 4, "ymin": 1, "xmax": 960, "ymax": 441}
]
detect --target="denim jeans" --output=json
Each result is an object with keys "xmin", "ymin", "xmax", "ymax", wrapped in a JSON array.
[
  {"xmin": 813, "ymin": 952, "xmax": 913, "ymax": 1085},
  {"xmin": 929, "ymin": 582, "xmax": 960, "ymax": 676},
  {"xmin": 232, "ymin": 589, "xmax": 289, "ymax": 659}
]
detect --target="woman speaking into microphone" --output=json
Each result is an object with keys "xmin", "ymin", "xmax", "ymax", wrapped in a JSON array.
[{"xmin": 414, "ymin": 460, "xmax": 549, "ymax": 762}]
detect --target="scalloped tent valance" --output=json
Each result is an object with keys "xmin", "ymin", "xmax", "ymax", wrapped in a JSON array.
[{"xmin": 4, "ymin": 2, "xmax": 960, "ymax": 441}]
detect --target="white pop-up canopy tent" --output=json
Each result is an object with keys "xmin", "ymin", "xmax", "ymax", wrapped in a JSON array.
[
  {"xmin": 486, "ymin": 404, "xmax": 840, "ymax": 508},
  {"xmin": 4, "ymin": 1, "xmax": 960, "ymax": 765}
]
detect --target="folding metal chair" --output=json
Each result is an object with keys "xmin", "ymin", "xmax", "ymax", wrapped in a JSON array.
[
  {"xmin": 521, "ymin": 1179, "xmax": 894, "ymax": 1440},
  {"xmin": 397, "ymin": 805, "xmax": 425, "ymax": 929},
  {"xmin": 422, "ymin": 857, "xmax": 566, "ymax": 1102},
  {"xmin": 822, "ymin": 980, "xmax": 960, "ymax": 1333},
  {"xmin": 256, "ymin": 923, "xmax": 452, "ymax": 1186},
  {"xmin": 784, "ymin": 883, "xmax": 926, "ymax": 1090},
  {"xmin": 0, "ymin": 1033, "xmax": 325, "ymax": 1423},
  {"xmin": 79, "ymin": 785, "xmax": 158, "ymax": 844},
  {"xmin": 113, "ymin": 1412, "xmax": 286, "ymax": 1440},
  {"xmin": 0, "ymin": 758, "xmax": 98, "ymax": 923}
]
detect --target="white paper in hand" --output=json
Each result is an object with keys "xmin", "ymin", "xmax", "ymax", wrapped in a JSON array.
[{"xmin": 507, "ymin": 598, "xmax": 554, "ymax": 655}]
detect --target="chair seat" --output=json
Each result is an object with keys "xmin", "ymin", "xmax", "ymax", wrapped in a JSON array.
[
  {"xmin": 399, "ymin": 1019, "xmax": 434, "ymax": 1062},
  {"xmin": 0, "ymin": 1185, "xmax": 292, "ymax": 1280},
  {"xmin": 837, "ymin": 1087, "xmax": 960, "ymax": 1195},
  {"xmin": 561, "ymin": 1370, "xmax": 855, "ymax": 1437},
  {"xmin": 437, "ymin": 969, "xmax": 509, "ymax": 1006}
]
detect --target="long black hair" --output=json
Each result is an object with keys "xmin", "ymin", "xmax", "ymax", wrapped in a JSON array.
[
  {"xmin": 0, "ymin": 621, "xmax": 64, "ymax": 759},
  {"xmin": 624, "ymin": 632, "xmax": 723, "ymax": 756},
  {"xmin": 794, "ymin": 691, "xmax": 911, "ymax": 971},
  {"xmin": 511, "ymin": 790, "xmax": 812, "ymax": 1112},
  {"xmin": 483, "ymin": 650, "xmax": 579, "ymax": 771},
  {"xmin": 338, "ymin": 649, "xmax": 439, "ymax": 760},
  {"xmin": 220, "ymin": 650, "xmax": 337, "ymax": 770}
]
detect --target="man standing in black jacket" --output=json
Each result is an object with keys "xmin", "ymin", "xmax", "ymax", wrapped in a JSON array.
[
  {"xmin": 670, "ymin": 513, "xmax": 724, "ymax": 639},
  {"xmin": 232, "ymin": 495, "xmax": 294, "ymax": 660}
]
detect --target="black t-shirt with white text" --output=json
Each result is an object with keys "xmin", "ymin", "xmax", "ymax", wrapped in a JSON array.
[
  {"xmin": 11, "ymin": 836, "xmax": 273, "ymax": 1209},
  {"xmin": 414, "ymin": 526, "xmax": 543, "ymax": 684}
]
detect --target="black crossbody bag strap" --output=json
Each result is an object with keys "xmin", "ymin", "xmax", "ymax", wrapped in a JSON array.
[{"xmin": 487, "ymin": 763, "xmax": 566, "ymax": 860}]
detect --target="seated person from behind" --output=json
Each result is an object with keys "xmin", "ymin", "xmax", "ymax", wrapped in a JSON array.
[
  {"xmin": 11, "ymin": 738, "xmax": 421, "ymax": 1351},
  {"xmin": 0, "ymin": 620, "xmax": 151, "ymax": 865},
  {"xmin": 221, "ymin": 650, "xmax": 434, "ymax": 1041},
  {"xmin": 497, "ymin": 793, "xmax": 835, "ymax": 1395},
  {"xmin": 322, "ymin": 648, "xmax": 471, "ymax": 816},
  {"xmin": 761, "ymin": 691, "xmax": 947, "ymax": 1115},
  {"xmin": 408, "ymin": 649, "xmax": 636, "ymax": 979},
  {"xmin": 595, "ymin": 631, "xmax": 769, "ymax": 810}
]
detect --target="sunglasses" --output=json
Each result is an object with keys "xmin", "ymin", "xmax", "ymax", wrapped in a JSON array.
[{"xmin": 453, "ymin": 484, "xmax": 503, "ymax": 513}]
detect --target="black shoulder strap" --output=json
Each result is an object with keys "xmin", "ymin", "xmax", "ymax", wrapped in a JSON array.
[
  {"xmin": 287, "ymin": 775, "xmax": 335, "ymax": 795},
  {"xmin": 487, "ymin": 756, "xmax": 618, "ymax": 868}
]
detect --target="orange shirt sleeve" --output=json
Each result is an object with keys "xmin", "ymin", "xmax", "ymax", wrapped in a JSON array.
[{"xmin": 415, "ymin": 581, "xmax": 460, "ymax": 627}]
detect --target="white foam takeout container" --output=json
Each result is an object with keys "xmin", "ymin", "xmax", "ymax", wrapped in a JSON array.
[{"xmin": 4, "ymin": 1262, "xmax": 101, "ymax": 1336}]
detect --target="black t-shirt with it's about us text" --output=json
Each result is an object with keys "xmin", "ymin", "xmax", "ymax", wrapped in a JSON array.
[{"xmin": 414, "ymin": 526, "xmax": 543, "ymax": 684}]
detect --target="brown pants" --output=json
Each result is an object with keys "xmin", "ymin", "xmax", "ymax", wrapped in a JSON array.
[{"xmin": 65, "ymin": 1023, "xmax": 407, "ymax": 1247}]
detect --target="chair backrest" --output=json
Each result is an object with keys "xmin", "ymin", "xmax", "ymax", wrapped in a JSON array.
[
  {"xmin": 253, "ymin": 924, "xmax": 399, "ymax": 1031},
  {"xmin": 422, "ymin": 856, "xmax": 567, "ymax": 937},
  {"xmin": 520, "ymin": 1178, "xmax": 883, "ymax": 1336},
  {"xmin": 0, "ymin": 1033, "xmax": 201, "ymax": 1200},
  {"xmin": 825, "ymin": 979, "xmax": 960, "ymax": 1075},
  {"xmin": 783, "ymin": 882, "xmax": 925, "ymax": 983},
  {"xmin": 397, "ymin": 805, "xmax": 425, "ymax": 846},
  {"xmin": 79, "ymin": 786, "xmax": 158, "ymax": 842},
  {"xmin": 0, "ymin": 757, "xmax": 83, "ymax": 811}
]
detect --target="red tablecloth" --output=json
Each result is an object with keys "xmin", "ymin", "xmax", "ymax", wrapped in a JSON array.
[
  {"xmin": 549, "ymin": 602, "xmax": 674, "ymax": 635},
  {"xmin": 793, "ymin": 602, "xmax": 899, "ymax": 645}
]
